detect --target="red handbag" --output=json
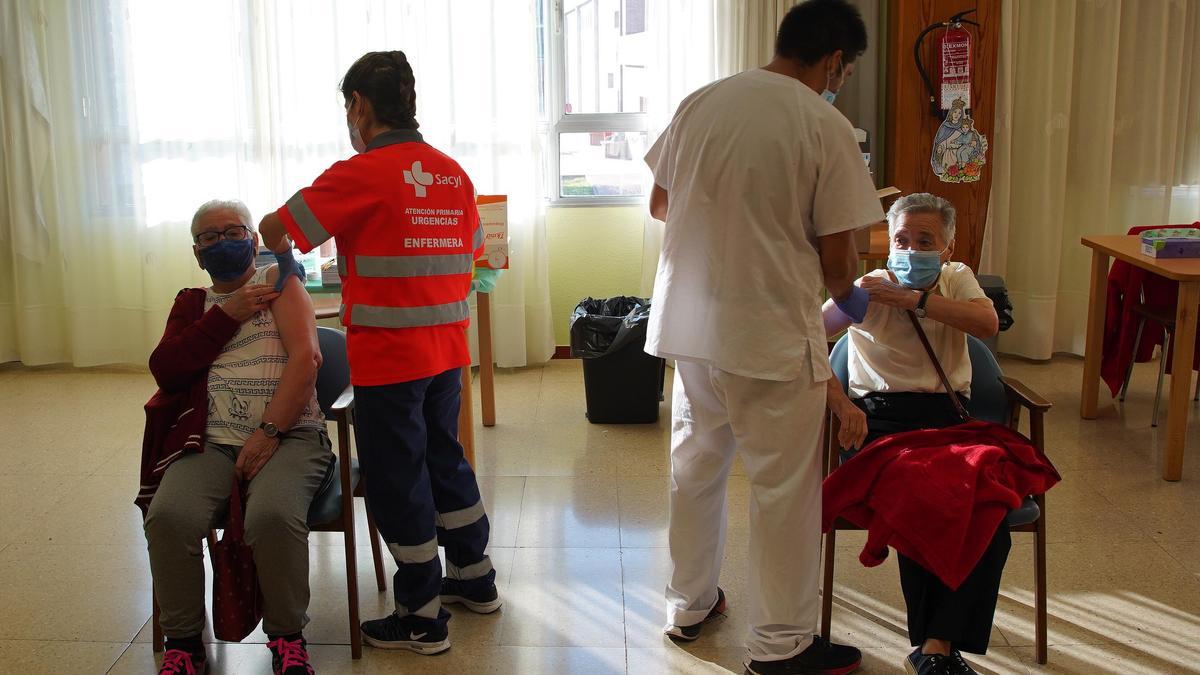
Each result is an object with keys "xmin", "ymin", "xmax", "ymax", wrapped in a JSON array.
[{"xmin": 210, "ymin": 479, "xmax": 263, "ymax": 641}]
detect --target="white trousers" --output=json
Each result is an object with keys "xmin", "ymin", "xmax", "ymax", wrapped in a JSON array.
[{"xmin": 665, "ymin": 361, "xmax": 827, "ymax": 663}]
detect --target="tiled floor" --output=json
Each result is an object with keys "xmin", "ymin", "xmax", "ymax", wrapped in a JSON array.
[{"xmin": 0, "ymin": 356, "xmax": 1198, "ymax": 674}]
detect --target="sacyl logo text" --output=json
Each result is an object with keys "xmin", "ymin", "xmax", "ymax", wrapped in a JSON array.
[{"xmin": 404, "ymin": 160, "xmax": 462, "ymax": 198}]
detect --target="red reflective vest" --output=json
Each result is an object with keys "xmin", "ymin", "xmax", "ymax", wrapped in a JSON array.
[{"xmin": 278, "ymin": 129, "xmax": 484, "ymax": 386}]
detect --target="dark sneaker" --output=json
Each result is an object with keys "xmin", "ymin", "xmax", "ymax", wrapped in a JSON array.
[
  {"xmin": 664, "ymin": 587, "xmax": 727, "ymax": 641},
  {"xmin": 905, "ymin": 648, "xmax": 954, "ymax": 675},
  {"xmin": 745, "ymin": 635, "xmax": 861, "ymax": 675},
  {"xmin": 441, "ymin": 577, "xmax": 503, "ymax": 614},
  {"xmin": 158, "ymin": 647, "xmax": 206, "ymax": 675},
  {"xmin": 946, "ymin": 651, "xmax": 979, "ymax": 674},
  {"xmin": 361, "ymin": 609, "xmax": 451, "ymax": 655},
  {"xmin": 267, "ymin": 634, "xmax": 314, "ymax": 675}
]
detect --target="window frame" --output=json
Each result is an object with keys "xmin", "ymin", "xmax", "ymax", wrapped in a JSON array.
[{"xmin": 544, "ymin": 0, "xmax": 650, "ymax": 207}]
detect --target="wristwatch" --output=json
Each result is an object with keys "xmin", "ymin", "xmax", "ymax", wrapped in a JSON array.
[
  {"xmin": 914, "ymin": 291, "xmax": 931, "ymax": 319},
  {"xmin": 259, "ymin": 421, "xmax": 280, "ymax": 438}
]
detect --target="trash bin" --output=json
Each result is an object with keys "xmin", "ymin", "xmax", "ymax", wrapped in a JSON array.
[
  {"xmin": 570, "ymin": 296, "xmax": 666, "ymax": 424},
  {"xmin": 976, "ymin": 275, "xmax": 1014, "ymax": 355}
]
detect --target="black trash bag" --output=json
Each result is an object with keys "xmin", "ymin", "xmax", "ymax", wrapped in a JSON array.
[
  {"xmin": 569, "ymin": 296, "xmax": 651, "ymax": 358},
  {"xmin": 976, "ymin": 275, "xmax": 1015, "ymax": 331},
  {"xmin": 993, "ymin": 292, "xmax": 1015, "ymax": 331}
]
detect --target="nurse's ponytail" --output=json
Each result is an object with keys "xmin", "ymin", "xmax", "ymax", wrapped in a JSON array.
[{"xmin": 341, "ymin": 51, "xmax": 419, "ymax": 130}]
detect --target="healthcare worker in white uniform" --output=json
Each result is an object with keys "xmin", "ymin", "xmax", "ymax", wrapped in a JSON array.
[{"xmin": 644, "ymin": 1, "xmax": 882, "ymax": 673}]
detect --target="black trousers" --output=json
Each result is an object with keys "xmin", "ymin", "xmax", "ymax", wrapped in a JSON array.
[{"xmin": 854, "ymin": 392, "xmax": 1011, "ymax": 655}]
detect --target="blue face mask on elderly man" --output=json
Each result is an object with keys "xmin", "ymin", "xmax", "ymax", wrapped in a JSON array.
[{"xmin": 888, "ymin": 249, "xmax": 946, "ymax": 289}]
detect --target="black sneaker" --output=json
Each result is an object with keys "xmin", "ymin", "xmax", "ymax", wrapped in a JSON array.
[
  {"xmin": 361, "ymin": 608, "xmax": 451, "ymax": 655},
  {"xmin": 946, "ymin": 651, "xmax": 978, "ymax": 674},
  {"xmin": 158, "ymin": 646, "xmax": 206, "ymax": 675},
  {"xmin": 905, "ymin": 648, "xmax": 954, "ymax": 675},
  {"xmin": 745, "ymin": 635, "xmax": 861, "ymax": 675},
  {"xmin": 267, "ymin": 634, "xmax": 314, "ymax": 674},
  {"xmin": 441, "ymin": 577, "xmax": 504, "ymax": 614},
  {"xmin": 664, "ymin": 587, "xmax": 727, "ymax": 641}
]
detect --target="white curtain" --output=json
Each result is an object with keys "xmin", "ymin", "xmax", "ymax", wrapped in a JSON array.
[
  {"xmin": 715, "ymin": 0, "xmax": 797, "ymax": 75},
  {"xmin": 982, "ymin": 0, "xmax": 1200, "ymax": 359},
  {"xmin": 0, "ymin": 0, "xmax": 554, "ymax": 368}
]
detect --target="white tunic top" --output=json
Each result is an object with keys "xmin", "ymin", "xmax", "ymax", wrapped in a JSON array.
[
  {"xmin": 644, "ymin": 69, "xmax": 884, "ymax": 383},
  {"xmin": 847, "ymin": 262, "xmax": 991, "ymax": 398},
  {"xmin": 204, "ymin": 265, "xmax": 324, "ymax": 445}
]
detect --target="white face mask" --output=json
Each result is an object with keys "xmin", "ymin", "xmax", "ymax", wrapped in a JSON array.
[
  {"xmin": 347, "ymin": 98, "xmax": 366, "ymax": 154},
  {"xmin": 348, "ymin": 116, "xmax": 365, "ymax": 153}
]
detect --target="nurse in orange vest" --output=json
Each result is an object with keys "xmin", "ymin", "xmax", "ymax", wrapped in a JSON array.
[{"xmin": 260, "ymin": 51, "xmax": 498, "ymax": 656}]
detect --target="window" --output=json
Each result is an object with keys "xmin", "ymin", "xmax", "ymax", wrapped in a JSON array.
[
  {"xmin": 544, "ymin": 0, "xmax": 651, "ymax": 204},
  {"xmin": 70, "ymin": 0, "xmax": 365, "ymax": 244}
]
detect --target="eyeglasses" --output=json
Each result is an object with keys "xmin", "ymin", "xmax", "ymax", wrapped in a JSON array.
[{"xmin": 194, "ymin": 224, "xmax": 251, "ymax": 247}]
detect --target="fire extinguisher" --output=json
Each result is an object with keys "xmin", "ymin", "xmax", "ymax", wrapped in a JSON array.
[{"xmin": 915, "ymin": 9, "xmax": 979, "ymax": 118}]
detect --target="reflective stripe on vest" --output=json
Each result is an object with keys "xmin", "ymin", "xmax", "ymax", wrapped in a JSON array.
[
  {"xmin": 472, "ymin": 225, "xmax": 485, "ymax": 250},
  {"xmin": 356, "ymin": 254, "xmax": 473, "ymax": 278},
  {"xmin": 286, "ymin": 191, "xmax": 332, "ymax": 247},
  {"xmin": 341, "ymin": 300, "xmax": 470, "ymax": 329}
]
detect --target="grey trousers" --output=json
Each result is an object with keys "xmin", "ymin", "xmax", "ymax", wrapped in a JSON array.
[{"xmin": 144, "ymin": 427, "xmax": 332, "ymax": 638}]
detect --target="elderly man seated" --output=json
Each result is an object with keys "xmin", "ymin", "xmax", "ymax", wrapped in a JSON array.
[
  {"xmin": 821, "ymin": 193, "xmax": 1002, "ymax": 675},
  {"xmin": 139, "ymin": 199, "xmax": 329, "ymax": 675}
]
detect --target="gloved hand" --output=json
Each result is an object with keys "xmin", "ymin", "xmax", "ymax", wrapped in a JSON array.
[
  {"xmin": 470, "ymin": 267, "xmax": 503, "ymax": 294},
  {"xmin": 273, "ymin": 249, "xmax": 306, "ymax": 292},
  {"xmin": 833, "ymin": 285, "xmax": 870, "ymax": 324}
]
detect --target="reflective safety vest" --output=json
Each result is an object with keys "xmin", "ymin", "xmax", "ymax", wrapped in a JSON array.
[{"xmin": 278, "ymin": 129, "xmax": 484, "ymax": 386}]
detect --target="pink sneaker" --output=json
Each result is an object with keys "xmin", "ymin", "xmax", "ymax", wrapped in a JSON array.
[
  {"xmin": 268, "ymin": 635, "xmax": 314, "ymax": 675},
  {"xmin": 158, "ymin": 647, "xmax": 206, "ymax": 674}
]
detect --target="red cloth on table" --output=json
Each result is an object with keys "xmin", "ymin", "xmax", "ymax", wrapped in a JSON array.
[
  {"xmin": 1099, "ymin": 223, "xmax": 1200, "ymax": 398},
  {"xmin": 822, "ymin": 420, "xmax": 1061, "ymax": 590}
]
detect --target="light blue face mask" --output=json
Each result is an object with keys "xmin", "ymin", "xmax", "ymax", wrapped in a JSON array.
[
  {"xmin": 822, "ymin": 59, "xmax": 844, "ymax": 104},
  {"xmin": 888, "ymin": 249, "xmax": 945, "ymax": 289}
]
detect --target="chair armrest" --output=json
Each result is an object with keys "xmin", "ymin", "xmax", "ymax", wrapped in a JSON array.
[
  {"xmin": 331, "ymin": 384, "xmax": 355, "ymax": 421},
  {"xmin": 329, "ymin": 384, "xmax": 356, "ymax": 483},
  {"xmin": 1000, "ymin": 376, "xmax": 1052, "ymax": 413}
]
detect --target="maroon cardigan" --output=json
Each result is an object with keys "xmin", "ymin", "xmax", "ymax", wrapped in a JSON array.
[{"xmin": 136, "ymin": 288, "xmax": 242, "ymax": 514}]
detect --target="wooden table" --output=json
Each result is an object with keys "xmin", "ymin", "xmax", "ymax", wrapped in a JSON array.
[
  {"xmin": 1080, "ymin": 235, "xmax": 1200, "ymax": 481},
  {"xmin": 312, "ymin": 290, "xmax": 498, "ymax": 468},
  {"xmin": 860, "ymin": 222, "xmax": 890, "ymax": 271}
]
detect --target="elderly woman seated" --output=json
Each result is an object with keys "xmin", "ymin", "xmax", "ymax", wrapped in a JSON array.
[
  {"xmin": 821, "ymin": 193, "xmax": 1001, "ymax": 675},
  {"xmin": 139, "ymin": 199, "xmax": 330, "ymax": 675}
]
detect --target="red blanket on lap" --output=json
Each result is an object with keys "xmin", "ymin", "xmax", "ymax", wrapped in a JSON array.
[{"xmin": 822, "ymin": 420, "xmax": 1060, "ymax": 590}]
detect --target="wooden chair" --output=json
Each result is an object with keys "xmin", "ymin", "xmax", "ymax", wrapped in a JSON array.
[
  {"xmin": 820, "ymin": 335, "xmax": 1052, "ymax": 664},
  {"xmin": 151, "ymin": 326, "xmax": 387, "ymax": 659}
]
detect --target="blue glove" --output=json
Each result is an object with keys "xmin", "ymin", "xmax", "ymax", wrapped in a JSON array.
[
  {"xmin": 834, "ymin": 285, "xmax": 870, "ymax": 323},
  {"xmin": 273, "ymin": 249, "xmax": 306, "ymax": 292}
]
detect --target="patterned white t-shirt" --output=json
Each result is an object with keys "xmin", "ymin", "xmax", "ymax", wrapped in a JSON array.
[{"xmin": 204, "ymin": 265, "xmax": 324, "ymax": 445}]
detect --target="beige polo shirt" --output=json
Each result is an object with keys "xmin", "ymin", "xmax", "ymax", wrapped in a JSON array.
[{"xmin": 847, "ymin": 262, "xmax": 991, "ymax": 398}]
